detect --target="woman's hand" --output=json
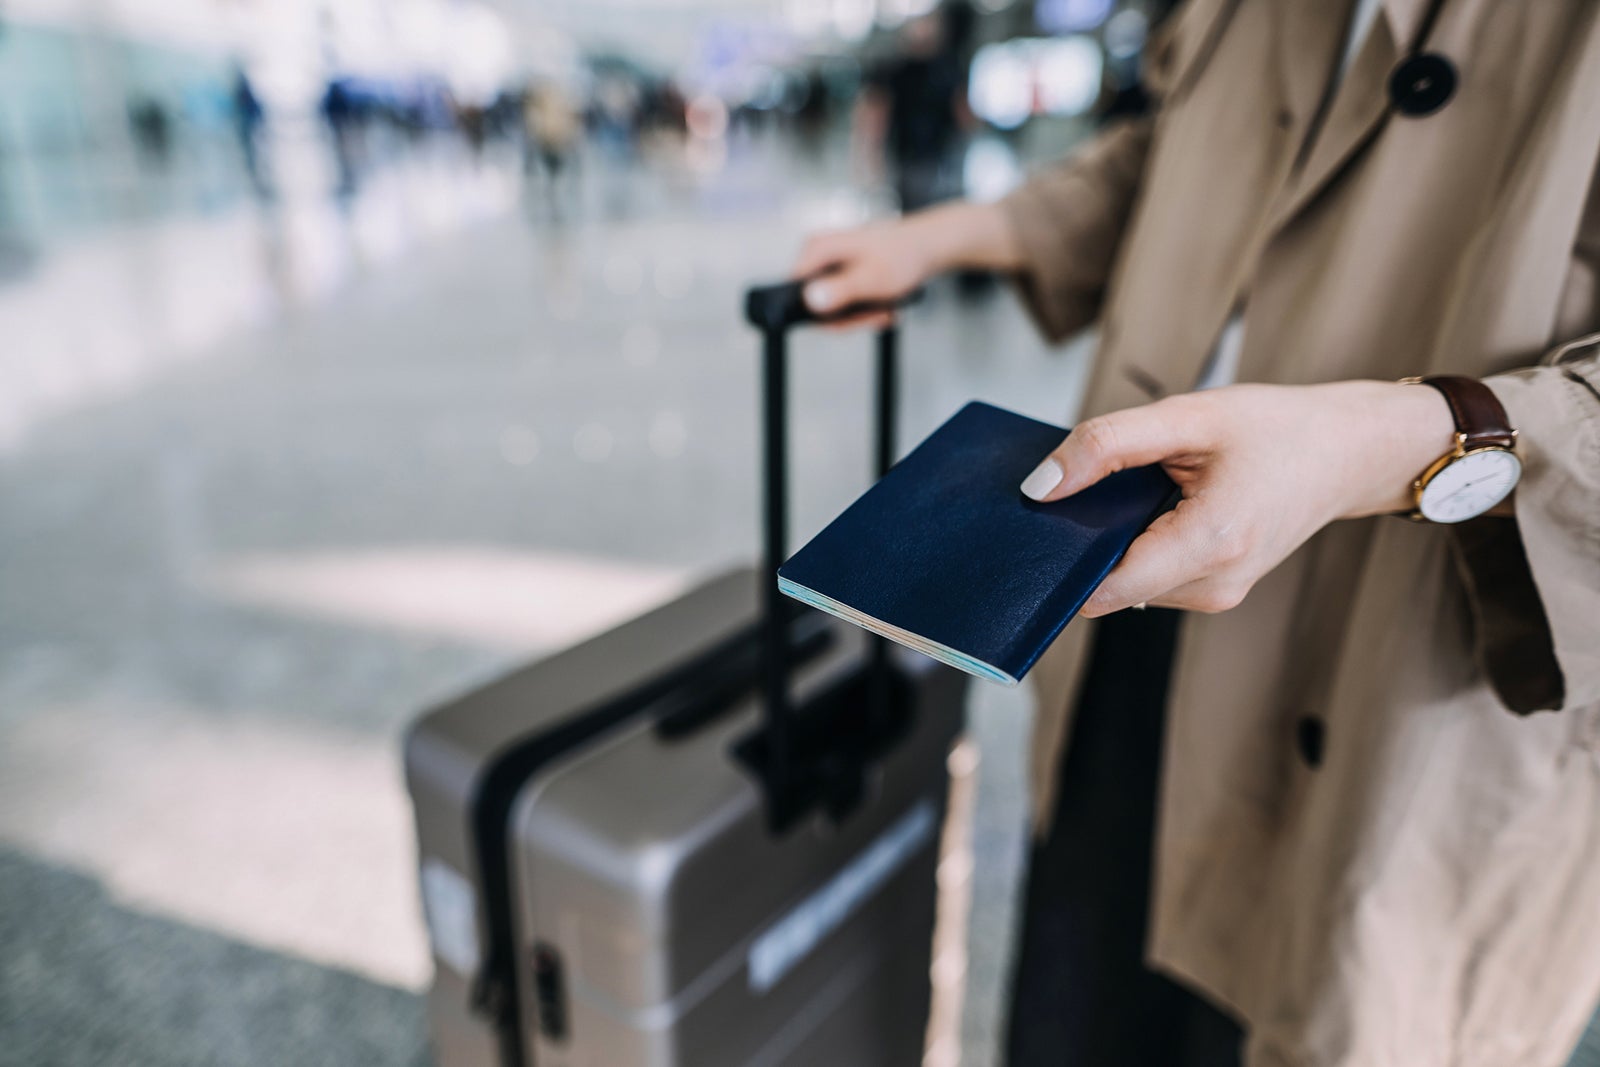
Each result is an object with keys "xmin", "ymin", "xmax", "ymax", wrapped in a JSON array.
[
  {"xmin": 1019, "ymin": 381, "xmax": 1460, "ymax": 617},
  {"xmin": 793, "ymin": 220, "xmax": 931, "ymax": 330},
  {"xmin": 792, "ymin": 200, "xmax": 1024, "ymax": 330}
]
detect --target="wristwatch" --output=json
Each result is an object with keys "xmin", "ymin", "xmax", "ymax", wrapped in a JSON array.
[{"xmin": 1400, "ymin": 375, "xmax": 1521, "ymax": 523}]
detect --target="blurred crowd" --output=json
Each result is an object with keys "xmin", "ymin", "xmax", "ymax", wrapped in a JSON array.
[{"xmin": 0, "ymin": 0, "xmax": 1178, "ymax": 245}]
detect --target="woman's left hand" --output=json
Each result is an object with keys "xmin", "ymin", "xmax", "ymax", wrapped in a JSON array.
[{"xmin": 1018, "ymin": 381, "xmax": 1461, "ymax": 617}]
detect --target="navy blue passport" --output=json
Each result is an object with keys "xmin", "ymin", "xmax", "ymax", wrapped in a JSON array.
[{"xmin": 778, "ymin": 401, "xmax": 1177, "ymax": 686}]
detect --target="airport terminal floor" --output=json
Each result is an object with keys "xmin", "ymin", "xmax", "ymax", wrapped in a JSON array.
[{"xmin": 0, "ymin": 129, "xmax": 1096, "ymax": 1065}]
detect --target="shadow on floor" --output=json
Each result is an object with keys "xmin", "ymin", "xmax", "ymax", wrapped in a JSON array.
[{"xmin": 0, "ymin": 847, "xmax": 431, "ymax": 1067}]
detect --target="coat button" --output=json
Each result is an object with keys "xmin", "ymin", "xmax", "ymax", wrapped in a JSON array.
[
  {"xmin": 1388, "ymin": 53, "xmax": 1457, "ymax": 116},
  {"xmin": 1295, "ymin": 716, "xmax": 1326, "ymax": 768}
]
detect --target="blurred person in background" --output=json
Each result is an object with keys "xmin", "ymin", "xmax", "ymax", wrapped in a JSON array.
[
  {"xmin": 795, "ymin": 69, "xmax": 835, "ymax": 154},
  {"xmin": 855, "ymin": 8, "xmax": 972, "ymax": 215},
  {"xmin": 320, "ymin": 78, "xmax": 362, "ymax": 199},
  {"xmin": 794, "ymin": 1, "xmax": 1600, "ymax": 1066},
  {"xmin": 231, "ymin": 64, "xmax": 269, "ymax": 199},
  {"xmin": 457, "ymin": 101, "xmax": 489, "ymax": 158},
  {"xmin": 591, "ymin": 74, "xmax": 643, "ymax": 162},
  {"xmin": 522, "ymin": 81, "xmax": 581, "ymax": 220},
  {"xmin": 127, "ymin": 97, "xmax": 173, "ymax": 170},
  {"xmin": 642, "ymin": 80, "xmax": 688, "ymax": 140},
  {"xmin": 590, "ymin": 73, "xmax": 643, "ymax": 217}
]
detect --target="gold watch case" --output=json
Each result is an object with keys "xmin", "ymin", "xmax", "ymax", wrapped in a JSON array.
[{"xmin": 1409, "ymin": 431, "xmax": 1522, "ymax": 523}]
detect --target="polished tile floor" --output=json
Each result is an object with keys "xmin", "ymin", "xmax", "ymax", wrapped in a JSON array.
[{"xmin": 0, "ymin": 131, "xmax": 1093, "ymax": 1066}]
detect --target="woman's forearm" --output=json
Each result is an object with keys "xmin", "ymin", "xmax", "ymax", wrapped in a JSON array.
[{"xmin": 906, "ymin": 200, "xmax": 1025, "ymax": 276}]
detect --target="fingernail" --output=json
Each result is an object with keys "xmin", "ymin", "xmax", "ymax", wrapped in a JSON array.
[
  {"xmin": 805, "ymin": 282, "xmax": 834, "ymax": 311},
  {"xmin": 1020, "ymin": 458, "xmax": 1064, "ymax": 501}
]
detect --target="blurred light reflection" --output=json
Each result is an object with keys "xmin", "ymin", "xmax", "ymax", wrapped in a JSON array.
[{"xmin": 207, "ymin": 547, "xmax": 688, "ymax": 651}]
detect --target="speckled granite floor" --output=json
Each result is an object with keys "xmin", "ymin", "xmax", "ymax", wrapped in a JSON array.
[
  {"xmin": 0, "ymin": 848, "xmax": 431, "ymax": 1067},
  {"xmin": 0, "ymin": 134, "xmax": 1089, "ymax": 1066}
]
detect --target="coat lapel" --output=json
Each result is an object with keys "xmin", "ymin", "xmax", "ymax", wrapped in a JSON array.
[
  {"xmin": 1264, "ymin": 0, "xmax": 1405, "ymax": 234},
  {"xmin": 1377, "ymin": 0, "xmax": 1433, "ymax": 47},
  {"xmin": 1266, "ymin": 0, "xmax": 1355, "ymax": 158}
]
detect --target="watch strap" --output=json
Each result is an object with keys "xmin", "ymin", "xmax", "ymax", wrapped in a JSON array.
[{"xmin": 1408, "ymin": 375, "xmax": 1517, "ymax": 449}]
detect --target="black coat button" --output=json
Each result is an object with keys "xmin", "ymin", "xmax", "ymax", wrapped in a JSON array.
[
  {"xmin": 1389, "ymin": 53, "xmax": 1457, "ymax": 116},
  {"xmin": 1295, "ymin": 716, "xmax": 1326, "ymax": 768}
]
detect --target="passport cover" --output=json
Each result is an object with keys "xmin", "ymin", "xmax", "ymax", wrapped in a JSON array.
[{"xmin": 778, "ymin": 401, "xmax": 1178, "ymax": 686}]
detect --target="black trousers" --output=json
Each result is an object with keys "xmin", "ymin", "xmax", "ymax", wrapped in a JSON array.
[{"xmin": 1004, "ymin": 609, "xmax": 1244, "ymax": 1067}]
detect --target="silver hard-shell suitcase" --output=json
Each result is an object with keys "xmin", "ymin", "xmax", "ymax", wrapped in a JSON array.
[{"xmin": 405, "ymin": 282, "xmax": 966, "ymax": 1066}]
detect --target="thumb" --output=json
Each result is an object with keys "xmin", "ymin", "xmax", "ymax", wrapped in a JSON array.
[{"xmin": 1020, "ymin": 401, "xmax": 1201, "ymax": 503}]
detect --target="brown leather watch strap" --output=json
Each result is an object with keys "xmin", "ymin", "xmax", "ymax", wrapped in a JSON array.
[{"xmin": 1412, "ymin": 375, "xmax": 1517, "ymax": 448}]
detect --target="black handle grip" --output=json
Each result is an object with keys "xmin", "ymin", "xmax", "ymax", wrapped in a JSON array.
[{"xmin": 744, "ymin": 280, "xmax": 921, "ymax": 333}]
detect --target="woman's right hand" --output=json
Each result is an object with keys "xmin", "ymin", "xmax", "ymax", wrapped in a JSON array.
[{"xmin": 790, "ymin": 200, "xmax": 1023, "ymax": 331}]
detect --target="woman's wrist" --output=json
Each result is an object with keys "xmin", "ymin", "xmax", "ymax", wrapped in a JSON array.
[
  {"xmin": 905, "ymin": 200, "xmax": 1022, "ymax": 277},
  {"xmin": 1334, "ymin": 380, "xmax": 1459, "ymax": 518}
]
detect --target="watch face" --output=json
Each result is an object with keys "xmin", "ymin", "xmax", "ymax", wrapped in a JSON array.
[{"xmin": 1418, "ymin": 448, "xmax": 1522, "ymax": 523}]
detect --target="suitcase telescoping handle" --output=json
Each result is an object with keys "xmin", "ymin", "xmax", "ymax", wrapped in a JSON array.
[{"xmin": 742, "ymin": 278, "xmax": 920, "ymax": 813}]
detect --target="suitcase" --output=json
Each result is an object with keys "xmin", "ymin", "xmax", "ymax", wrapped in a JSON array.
[{"xmin": 404, "ymin": 281, "xmax": 967, "ymax": 1067}]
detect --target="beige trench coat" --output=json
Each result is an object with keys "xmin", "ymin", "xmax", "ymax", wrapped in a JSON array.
[{"xmin": 997, "ymin": 1, "xmax": 1600, "ymax": 1064}]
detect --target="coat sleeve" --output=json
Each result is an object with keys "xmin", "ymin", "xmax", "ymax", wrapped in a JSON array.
[
  {"xmin": 994, "ymin": 0, "xmax": 1226, "ymax": 343},
  {"xmin": 997, "ymin": 118, "xmax": 1156, "ymax": 343},
  {"xmin": 1456, "ymin": 341, "xmax": 1600, "ymax": 714}
]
